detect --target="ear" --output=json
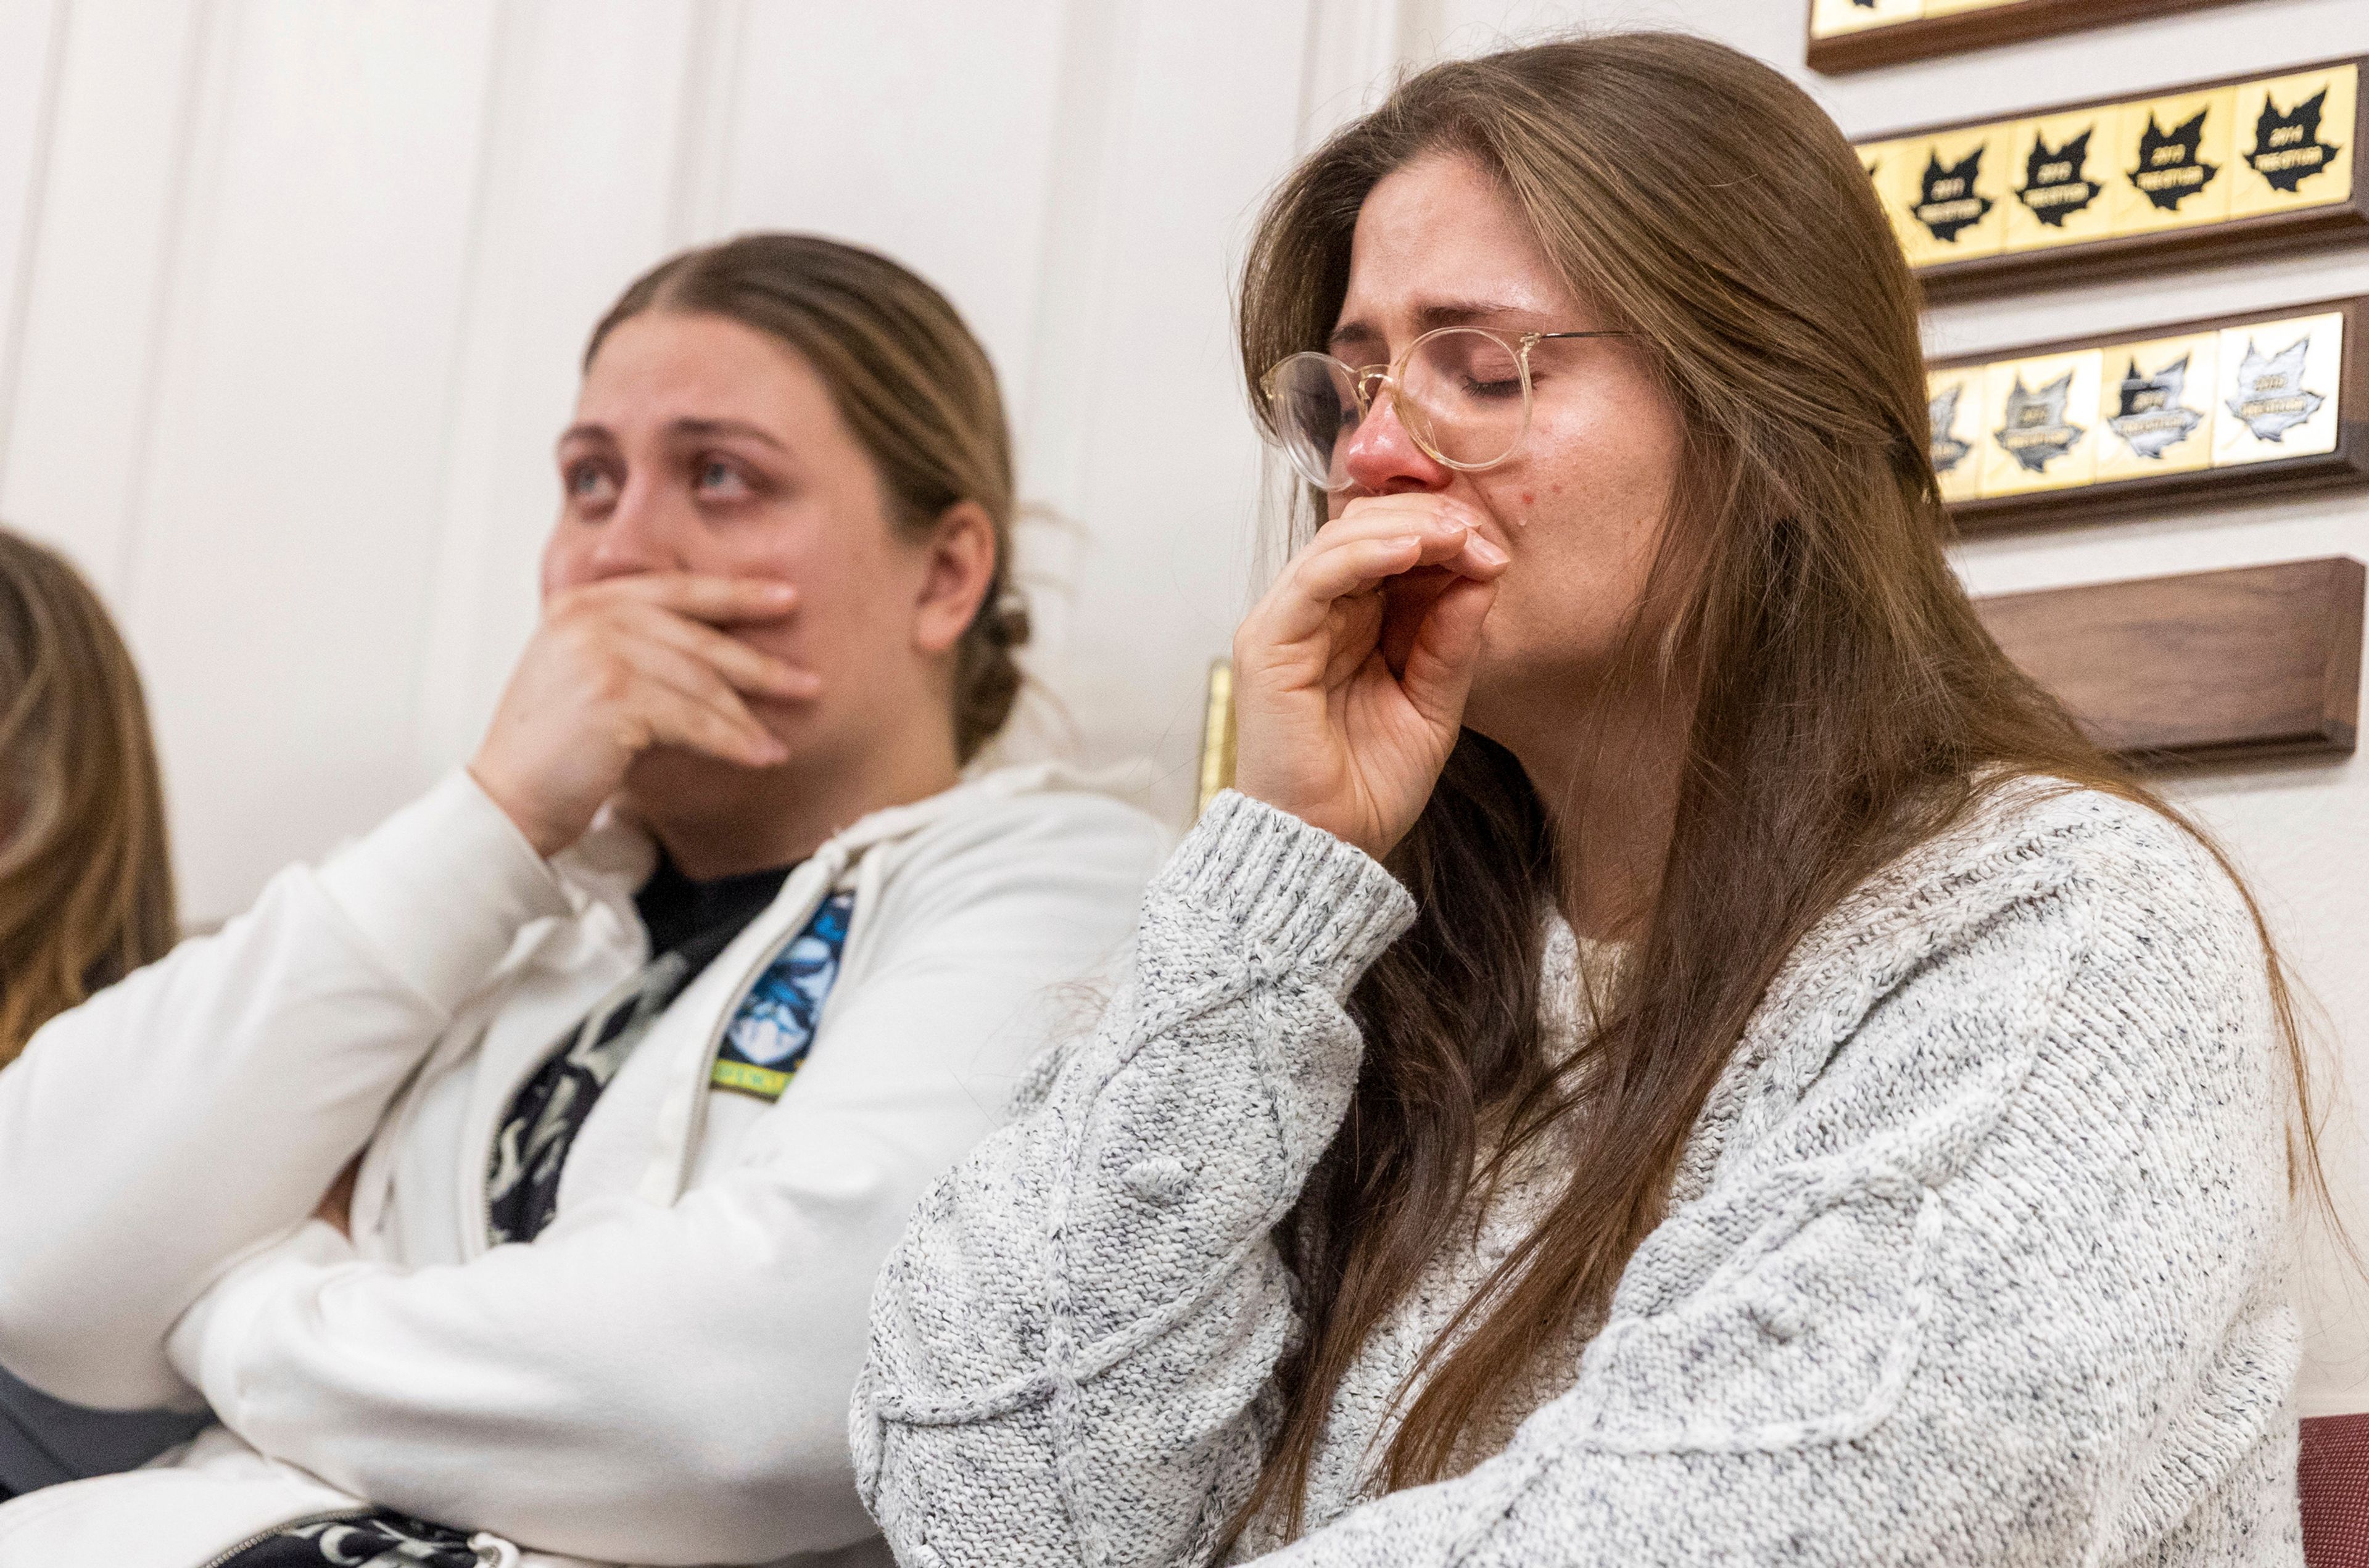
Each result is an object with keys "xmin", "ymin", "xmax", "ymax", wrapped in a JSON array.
[{"xmin": 911, "ymin": 500, "xmax": 999, "ymax": 658}]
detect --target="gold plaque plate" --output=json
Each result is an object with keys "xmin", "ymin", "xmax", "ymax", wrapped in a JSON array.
[
  {"xmin": 1928, "ymin": 367, "xmax": 1988, "ymax": 503},
  {"xmin": 2230, "ymin": 64, "xmax": 2358, "ymax": 218},
  {"xmin": 1885, "ymin": 125, "xmax": 2012, "ymax": 266},
  {"xmin": 1859, "ymin": 141, "xmax": 1930, "ymax": 259},
  {"xmin": 1811, "ymin": 0, "xmax": 1922, "ymax": 37},
  {"xmin": 1855, "ymin": 59, "xmax": 2367, "ymax": 291},
  {"xmin": 2095, "ymin": 333, "xmax": 2220, "ymax": 480},
  {"xmin": 2003, "ymin": 109, "xmax": 2121, "ymax": 252},
  {"xmin": 2213, "ymin": 311, "xmax": 2345, "ymax": 466},
  {"xmin": 2111, "ymin": 88, "xmax": 2237, "ymax": 235},
  {"xmin": 1929, "ymin": 301, "xmax": 2360, "ymax": 516},
  {"xmin": 1980, "ymin": 351, "xmax": 2103, "ymax": 496}
]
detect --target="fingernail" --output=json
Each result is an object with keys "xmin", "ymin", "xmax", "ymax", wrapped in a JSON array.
[{"xmin": 1468, "ymin": 535, "xmax": 1510, "ymax": 567}]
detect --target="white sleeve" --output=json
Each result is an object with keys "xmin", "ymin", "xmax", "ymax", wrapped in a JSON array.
[
  {"xmin": 0, "ymin": 772, "xmax": 568, "ymax": 1408},
  {"xmin": 160, "ymin": 793, "xmax": 1168, "ymax": 1565}
]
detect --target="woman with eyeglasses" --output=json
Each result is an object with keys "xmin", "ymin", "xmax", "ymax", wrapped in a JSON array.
[
  {"xmin": 854, "ymin": 35, "xmax": 2317, "ymax": 1567},
  {"xmin": 0, "ymin": 236, "xmax": 1165, "ymax": 1567}
]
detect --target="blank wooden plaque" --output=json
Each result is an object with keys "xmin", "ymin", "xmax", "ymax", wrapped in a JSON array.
[
  {"xmin": 1974, "ymin": 556, "xmax": 2365, "ymax": 764},
  {"xmin": 1808, "ymin": 0, "xmax": 2241, "ymax": 76}
]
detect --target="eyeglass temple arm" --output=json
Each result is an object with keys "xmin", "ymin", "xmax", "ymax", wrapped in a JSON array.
[{"xmin": 1524, "ymin": 330, "xmax": 1639, "ymax": 344}]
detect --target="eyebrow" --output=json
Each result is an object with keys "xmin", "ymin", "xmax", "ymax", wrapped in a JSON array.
[
  {"xmin": 555, "ymin": 418, "xmax": 791, "ymax": 453},
  {"xmin": 1328, "ymin": 299, "xmax": 1546, "ymax": 353}
]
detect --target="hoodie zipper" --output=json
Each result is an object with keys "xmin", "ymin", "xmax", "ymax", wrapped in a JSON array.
[
  {"xmin": 196, "ymin": 1511, "xmax": 373, "ymax": 1568},
  {"xmin": 476, "ymin": 963, "xmax": 651, "ymax": 1251},
  {"xmin": 199, "ymin": 1513, "xmax": 516, "ymax": 1568}
]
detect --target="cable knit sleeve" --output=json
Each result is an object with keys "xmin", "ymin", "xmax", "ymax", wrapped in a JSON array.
[
  {"xmin": 853, "ymin": 791, "xmax": 1415, "ymax": 1566},
  {"xmin": 858, "ymin": 786, "xmax": 2302, "ymax": 1567}
]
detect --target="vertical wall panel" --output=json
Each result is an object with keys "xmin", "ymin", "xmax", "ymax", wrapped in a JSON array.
[
  {"xmin": 411, "ymin": 0, "xmax": 706, "ymax": 777},
  {"xmin": 717, "ymin": 0, "xmax": 1070, "ymax": 429},
  {"xmin": 1022, "ymin": 0, "xmax": 1314, "ymax": 816},
  {"xmin": 999, "ymin": 0, "xmax": 1137, "ymax": 691},
  {"xmin": 0, "ymin": 0, "xmax": 205, "ymax": 591},
  {"xmin": 0, "ymin": 0, "xmax": 65, "ymax": 476},
  {"xmin": 117, "ymin": 0, "xmax": 500, "ymax": 916}
]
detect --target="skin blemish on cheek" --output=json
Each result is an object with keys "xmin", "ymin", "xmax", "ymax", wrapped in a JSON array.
[
  {"xmin": 1550, "ymin": 483, "xmax": 1564, "ymax": 495},
  {"xmin": 1521, "ymin": 492, "xmax": 1536, "ymax": 505}
]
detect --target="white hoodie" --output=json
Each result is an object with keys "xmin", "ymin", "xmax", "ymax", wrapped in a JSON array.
[{"xmin": 0, "ymin": 765, "xmax": 1167, "ymax": 1568}]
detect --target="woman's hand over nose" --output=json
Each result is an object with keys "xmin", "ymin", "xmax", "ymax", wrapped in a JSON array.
[
  {"xmin": 469, "ymin": 573, "xmax": 819, "ymax": 859},
  {"xmin": 1230, "ymin": 495, "xmax": 1507, "ymax": 862}
]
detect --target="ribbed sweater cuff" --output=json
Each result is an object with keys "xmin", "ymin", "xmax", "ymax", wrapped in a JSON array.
[{"xmin": 1160, "ymin": 791, "xmax": 1415, "ymax": 991}]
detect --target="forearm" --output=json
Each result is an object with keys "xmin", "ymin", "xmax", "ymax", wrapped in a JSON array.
[
  {"xmin": 0, "ymin": 772, "xmax": 565, "ymax": 1407},
  {"xmin": 857, "ymin": 793, "xmax": 1414, "ymax": 1567},
  {"xmin": 170, "ymin": 1169, "xmax": 900, "ymax": 1564}
]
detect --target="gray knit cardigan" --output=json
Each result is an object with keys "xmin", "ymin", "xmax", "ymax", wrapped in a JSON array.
[{"xmin": 852, "ymin": 782, "xmax": 2303, "ymax": 1566}]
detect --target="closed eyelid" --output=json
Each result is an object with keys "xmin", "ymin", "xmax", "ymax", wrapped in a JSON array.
[{"xmin": 1326, "ymin": 322, "xmax": 1387, "ymax": 360}]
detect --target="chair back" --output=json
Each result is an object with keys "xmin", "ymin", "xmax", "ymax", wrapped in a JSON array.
[{"xmin": 2304, "ymin": 1413, "xmax": 2369, "ymax": 1566}]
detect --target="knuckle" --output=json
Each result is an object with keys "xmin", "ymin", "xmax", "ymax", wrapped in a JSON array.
[{"xmin": 588, "ymin": 657, "xmax": 635, "ymax": 704}]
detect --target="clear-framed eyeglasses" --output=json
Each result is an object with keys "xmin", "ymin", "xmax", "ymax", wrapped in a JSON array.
[{"xmin": 1260, "ymin": 325, "xmax": 1637, "ymax": 492}]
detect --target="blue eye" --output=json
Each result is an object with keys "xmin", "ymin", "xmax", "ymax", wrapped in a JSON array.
[
  {"xmin": 697, "ymin": 458, "xmax": 753, "ymax": 498},
  {"xmin": 564, "ymin": 462, "xmax": 618, "ymax": 505}
]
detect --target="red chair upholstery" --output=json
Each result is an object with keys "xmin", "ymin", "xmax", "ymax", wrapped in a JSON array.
[{"xmin": 2303, "ymin": 1414, "xmax": 2369, "ymax": 1566}]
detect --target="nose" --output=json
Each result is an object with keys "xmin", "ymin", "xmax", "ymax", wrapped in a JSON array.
[
  {"xmin": 569, "ymin": 479, "xmax": 690, "ymax": 586},
  {"xmin": 1339, "ymin": 386, "xmax": 1453, "ymax": 497}
]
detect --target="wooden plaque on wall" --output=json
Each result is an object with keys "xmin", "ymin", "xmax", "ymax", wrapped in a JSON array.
[
  {"xmin": 1974, "ymin": 557, "xmax": 2365, "ymax": 764},
  {"xmin": 1809, "ymin": 0, "xmax": 2241, "ymax": 76},
  {"xmin": 1930, "ymin": 297, "xmax": 2368, "ymax": 534},
  {"xmin": 1858, "ymin": 57, "xmax": 2366, "ymax": 301}
]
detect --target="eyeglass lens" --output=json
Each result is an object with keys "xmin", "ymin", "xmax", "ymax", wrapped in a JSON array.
[{"xmin": 1269, "ymin": 328, "xmax": 1532, "ymax": 490}]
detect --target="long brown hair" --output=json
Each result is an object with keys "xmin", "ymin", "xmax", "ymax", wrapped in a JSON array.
[
  {"xmin": 1232, "ymin": 32, "xmax": 2326, "ymax": 1536},
  {"xmin": 588, "ymin": 234, "xmax": 1029, "ymax": 762},
  {"xmin": 0, "ymin": 529, "xmax": 176, "ymax": 1063}
]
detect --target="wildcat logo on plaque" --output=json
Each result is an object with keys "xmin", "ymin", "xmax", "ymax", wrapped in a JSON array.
[
  {"xmin": 1879, "ymin": 125, "xmax": 2011, "ymax": 264},
  {"xmin": 2231, "ymin": 65, "xmax": 2357, "ymax": 218},
  {"xmin": 2114, "ymin": 89, "xmax": 2235, "ymax": 234},
  {"xmin": 2098, "ymin": 334, "xmax": 2218, "ymax": 479},
  {"xmin": 1981, "ymin": 352, "xmax": 2102, "ymax": 497},
  {"xmin": 1808, "ymin": 0, "xmax": 1920, "ymax": 36},
  {"xmin": 2007, "ymin": 110, "xmax": 2119, "ymax": 250},
  {"xmin": 2214, "ymin": 312, "xmax": 2344, "ymax": 465},
  {"xmin": 1926, "ymin": 369, "xmax": 1986, "ymax": 503},
  {"xmin": 1928, "ymin": 302, "xmax": 2357, "ymax": 512},
  {"xmin": 1854, "ymin": 61, "xmax": 2363, "ymax": 284},
  {"xmin": 1808, "ymin": 0, "xmax": 2027, "ymax": 33}
]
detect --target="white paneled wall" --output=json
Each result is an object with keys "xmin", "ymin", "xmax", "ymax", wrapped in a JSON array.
[
  {"xmin": 0, "ymin": 0, "xmax": 1329, "ymax": 921},
  {"xmin": 2, "ymin": 0, "xmax": 2366, "ymax": 1411}
]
